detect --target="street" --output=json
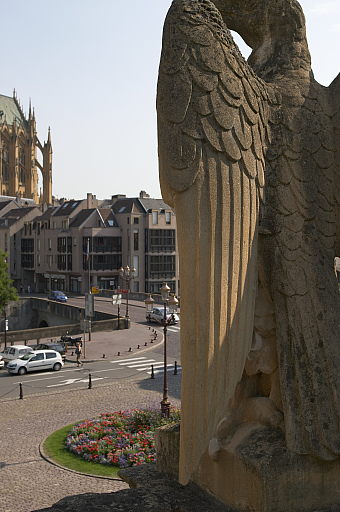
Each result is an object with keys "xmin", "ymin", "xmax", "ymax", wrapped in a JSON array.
[
  {"xmin": 0, "ymin": 350, "xmax": 182, "ymax": 399},
  {"xmin": 0, "ymin": 295, "xmax": 181, "ymax": 399}
]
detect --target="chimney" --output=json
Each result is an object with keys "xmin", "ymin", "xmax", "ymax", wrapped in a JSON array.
[{"xmin": 87, "ymin": 193, "xmax": 92, "ymax": 209}]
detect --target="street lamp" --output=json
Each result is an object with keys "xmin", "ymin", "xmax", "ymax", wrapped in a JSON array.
[
  {"xmin": 159, "ymin": 283, "xmax": 178, "ymax": 418},
  {"xmin": 119, "ymin": 265, "xmax": 136, "ymax": 318},
  {"xmin": 3, "ymin": 302, "xmax": 8, "ymax": 349},
  {"xmin": 145, "ymin": 294, "xmax": 154, "ymax": 323}
]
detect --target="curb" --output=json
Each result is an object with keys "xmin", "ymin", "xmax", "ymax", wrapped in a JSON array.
[{"xmin": 39, "ymin": 440, "xmax": 123, "ymax": 482}]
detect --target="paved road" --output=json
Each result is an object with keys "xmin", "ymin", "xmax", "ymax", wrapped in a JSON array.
[
  {"xmin": 0, "ymin": 350, "xmax": 182, "ymax": 399},
  {"xmin": 0, "ymin": 373, "xmax": 182, "ymax": 512}
]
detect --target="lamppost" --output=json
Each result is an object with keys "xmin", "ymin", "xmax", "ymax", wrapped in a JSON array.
[
  {"xmin": 119, "ymin": 265, "xmax": 135, "ymax": 318},
  {"xmin": 145, "ymin": 283, "xmax": 178, "ymax": 418},
  {"xmin": 145, "ymin": 294, "xmax": 154, "ymax": 323},
  {"xmin": 3, "ymin": 302, "xmax": 8, "ymax": 349}
]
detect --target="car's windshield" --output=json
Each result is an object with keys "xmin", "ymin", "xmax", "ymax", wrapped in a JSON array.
[
  {"xmin": 55, "ymin": 291, "xmax": 64, "ymax": 296},
  {"xmin": 20, "ymin": 353, "xmax": 35, "ymax": 360}
]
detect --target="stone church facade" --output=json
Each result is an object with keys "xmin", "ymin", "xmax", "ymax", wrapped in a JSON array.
[{"xmin": 0, "ymin": 90, "xmax": 52, "ymax": 205}]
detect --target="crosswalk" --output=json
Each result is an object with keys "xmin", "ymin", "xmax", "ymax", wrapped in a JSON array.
[
  {"xmin": 167, "ymin": 325, "xmax": 180, "ymax": 333},
  {"xmin": 110, "ymin": 356, "xmax": 182, "ymax": 375}
]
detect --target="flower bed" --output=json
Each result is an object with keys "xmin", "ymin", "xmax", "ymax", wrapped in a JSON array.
[{"xmin": 65, "ymin": 407, "xmax": 180, "ymax": 468}]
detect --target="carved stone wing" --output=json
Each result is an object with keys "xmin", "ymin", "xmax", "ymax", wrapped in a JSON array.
[{"xmin": 157, "ymin": 0, "xmax": 274, "ymax": 485}]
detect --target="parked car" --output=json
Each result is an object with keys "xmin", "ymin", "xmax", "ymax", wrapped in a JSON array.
[
  {"xmin": 60, "ymin": 334, "xmax": 83, "ymax": 346},
  {"xmin": 48, "ymin": 290, "xmax": 68, "ymax": 302},
  {"xmin": 146, "ymin": 307, "xmax": 179, "ymax": 324},
  {"xmin": 33, "ymin": 342, "xmax": 65, "ymax": 359},
  {"xmin": 7, "ymin": 350, "xmax": 64, "ymax": 375},
  {"xmin": 0, "ymin": 355, "xmax": 4, "ymax": 369},
  {"xmin": 0, "ymin": 345, "xmax": 34, "ymax": 363}
]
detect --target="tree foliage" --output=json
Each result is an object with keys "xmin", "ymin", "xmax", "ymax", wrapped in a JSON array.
[{"xmin": 0, "ymin": 249, "xmax": 19, "ymax": 310}]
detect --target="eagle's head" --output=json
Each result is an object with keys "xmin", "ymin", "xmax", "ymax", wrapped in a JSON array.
[{"xmin": 211, "ymin": 0, "xmax": 310, "ymax": 78}]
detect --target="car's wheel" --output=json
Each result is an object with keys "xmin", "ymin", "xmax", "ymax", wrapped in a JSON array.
[
  {"xmin": 18, "ymin": 367, "xmax": 27, "ymax": 376},
  {"xmin": 53, "ymin": 362, "xmax": 62, "ymax": 371}
]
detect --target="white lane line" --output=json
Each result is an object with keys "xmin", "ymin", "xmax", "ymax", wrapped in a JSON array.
[
  {"xmin": 167, "ymin": 327, "xmax": 180, "ymax": 332},
  {"xmin": 10, "ymin": 367, "xmax": 123, "ymax": 383},
  {"xmin": 110, "ymin": 357, "xmax": 147, "ymax": 364},
  {"xmin": 126, "ymin": 361, "xmax": 163, "ymax": 368},
  {"xmin": 147, "ymin": 367, "xmax": 182, "ymax": 374},
  {"xmin": 118, "ymin": 359, "xmax": 156, "ymax": 366}
]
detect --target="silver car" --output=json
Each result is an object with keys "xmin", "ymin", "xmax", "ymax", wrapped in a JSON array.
[{"xmin": 7, "ymin": 350, "xmax": 64, "ymax": 375}]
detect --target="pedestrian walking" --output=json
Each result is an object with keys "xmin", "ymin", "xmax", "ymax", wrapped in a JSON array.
[{"xmin": 75, "ymin": 342, "xmax": 83, "ymax": 367}]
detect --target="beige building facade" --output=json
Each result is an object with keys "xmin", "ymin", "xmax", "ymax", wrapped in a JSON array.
[{"xmin": 17, "ymin": 192, "xmax": 179, "ymax": 296}]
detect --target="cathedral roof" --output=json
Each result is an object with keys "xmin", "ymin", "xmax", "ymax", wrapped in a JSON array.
[{"xmin": 0, "ymin": 94, "xmax": 27, "ymax": 128}]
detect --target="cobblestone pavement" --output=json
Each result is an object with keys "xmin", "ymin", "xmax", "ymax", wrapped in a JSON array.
[{"xmin": 0, "ymin": 374, "xmax": 181, "ymax": 512}]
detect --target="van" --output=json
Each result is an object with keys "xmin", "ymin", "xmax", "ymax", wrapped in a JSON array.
[{"xmin": 0, "ymin": 345, "xmax": 34, "ymax": 363}]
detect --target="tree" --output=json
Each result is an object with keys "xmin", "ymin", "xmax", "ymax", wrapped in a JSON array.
[{"xmin": 0, "ymin": 249, "xmax": 19, "ymax": 310}]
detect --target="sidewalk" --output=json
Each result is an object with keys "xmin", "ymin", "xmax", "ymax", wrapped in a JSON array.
[{"xmin": 64, "ymin": 322, "xmax": 164, "ymax": 364}]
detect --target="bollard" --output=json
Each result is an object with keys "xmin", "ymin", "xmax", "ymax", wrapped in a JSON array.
[
  {"xmin": 129, "ymin": 347, "xmax": 132, "ymax": 352},
  {"xmin": 88, "ymin": 374, "xmax": 92, "ymax": 389},
  {"xmin": 149, "ymin": 326, "xmax": 150, "ymax": 330},
  {"xmin": 137, "ymin": 345, "xmax": 140, "ymax": 349},
  {"xmin": 71, "ymin": 351, "xmax": 74, "ymax": 356},
  {"xmin": 144, "ymin": 342, "xmax": 147, "ymax": 346},
  {"xmin": 19, "ymin": 383, "xmax": 23, "ymax": 399},
  {"xmin": 24, "ymin": 340, "xmax": 27, "ymax": 346},
  {"xmin": 151, "ymin": 365, "xmax": 155, "ymax": 379},
  {"xmin": 118, "ymin": 351, "xmax": 120, "ymax": 356},
  {"xmin": 102, "ymin": 354, "xmax": 106, "ymax": 358},
  {"xmin": 174, "ymin": 361, "xmax": 178, "ymax": 375},
  {"xmin": 151, "ymin": 339, "xmax": 154, "ymax": 343}
]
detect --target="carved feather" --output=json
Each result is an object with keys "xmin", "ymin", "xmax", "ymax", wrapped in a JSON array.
[{"xmin": 157, "ymin": 0, "xmax": 273, "ymax": 484}]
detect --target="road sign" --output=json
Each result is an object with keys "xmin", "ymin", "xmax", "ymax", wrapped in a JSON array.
[
  {"xmin": 5, "ymin": 319, "xmax": 8, "ymax": 331},
  {"xmin": 112, "ymin": 294, "xmax": 122, "ymax": 305},
  {"xmin": 92, "ymin": 286, "xmax": 99, "ymax": 294},
  {"xmin": 117, "ymin": 289, "xmax": 129, "ymax": 294}
]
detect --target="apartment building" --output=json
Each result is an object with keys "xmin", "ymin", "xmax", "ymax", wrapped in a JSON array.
[
  {"xmin": 112, "ymin": 192, "xmax": 179, "ymax": 296},
  {"xmin": 0, "ymin": 202, "xmax": 42, "ymax": 290},
  {"xmin": 16, "ymin": 192, "xmax": 179, "ymax": 296}
]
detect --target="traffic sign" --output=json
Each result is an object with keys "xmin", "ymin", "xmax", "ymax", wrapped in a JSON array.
[
  {"xmin": 92, "ymin": 286, "xmax": 99, "ymax": 294},
  {"xmin": 112, "ymin": 294, "xmax": 122, "ymax": 305},
  {"xmin": 118, "ymin": 289, "xmax": 129, "ymax": 294}
]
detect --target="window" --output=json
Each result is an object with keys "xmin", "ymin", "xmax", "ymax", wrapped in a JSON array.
[
  {"xmin": 48, "ymin": 238, "xmax": 52, "ymax": 250},
  {"xmin": 134, "ymin": 230, "xmax": 139, "ymax": 251},
  {"xmin": 134, "ymin": 281, "xmax": 139, "ymax": 292},
  {"xmin": 37, "ymin": 239, "xmax": 40, "ymax": 251},
  {"xmin": 46, "ymin": 352, "xmax": 57, "ymax": 359},
  {"xmin": 31, "ymin": 353, "xmax": 44, "ymax": 361},
  {"xmin": 133, "ymin": 255, "xmax": 139, "ymax": 277},
  {"xmin": 37, "ymin": 255, "xmax": 41, "ymax": 266},
  {"xmin": 166, "ymin": 211, "xmax": 171, "ymax": 224},
  {"xmin": 134, "ymin": 217, "xmax": 139, "ymax": 224},
  {"xmin": 74, "ymin": 238, "xmax": 77, "ymax": 246},
  {"xmin": 53, "ymin": 222, "xmax": 57, "ymax": 229},
  {"xmin": 149, "ymin": 229, "xmax": 176, "ymax": 252},
  {"xmin": 153, "ymin": 211, "xmax": 158, "ymax": 225}
]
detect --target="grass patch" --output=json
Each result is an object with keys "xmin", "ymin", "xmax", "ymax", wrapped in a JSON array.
[{"xmin": 43, "ymin": 423, "xmax": 120, "ymax": 478}]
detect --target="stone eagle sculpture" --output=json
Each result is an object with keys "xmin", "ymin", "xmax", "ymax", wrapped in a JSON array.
[{"xmin": 157, "ymin": 0, "xmax": 340, "ymax": 485}]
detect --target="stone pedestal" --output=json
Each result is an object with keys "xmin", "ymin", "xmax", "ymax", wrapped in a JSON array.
[{"xmin": 195, "ymin": 424, "xmax": 340, "ymax": 512}]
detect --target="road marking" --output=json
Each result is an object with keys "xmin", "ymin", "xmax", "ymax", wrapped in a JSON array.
[
  {"xmin": 110, "ymin": 357, "xmax": 148, "ymax": 364},
  {"xmin": 126, "ymin": 361, "xmax": 163, "ymax": 368},
  {"xmin": 147, "ymin": 366, "xmax": 182, "ymax": 375},
  {"xmin": 117, "ymin": 359, "xmax": 156, "ymax": 366},
  {"xmin": 47, "ymin": 376, "xmax": 107, "ymax": 387}
]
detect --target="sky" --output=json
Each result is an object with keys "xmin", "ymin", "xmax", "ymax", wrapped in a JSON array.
[{"xmin": 1, "ymin": 0, "xmax": 339, "ymax": 202}]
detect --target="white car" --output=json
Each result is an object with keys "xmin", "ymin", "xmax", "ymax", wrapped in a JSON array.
[
  {"xmin": 146, "ymin": 307, "xmax": 179, "ymax": 325},
  {"xmin": 7, "ymin": 350, "xmax": 64, "ymax": 375},
  {"xmin": 0, "ymin": 345, "xmax": 34, "ymax": 363}
]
